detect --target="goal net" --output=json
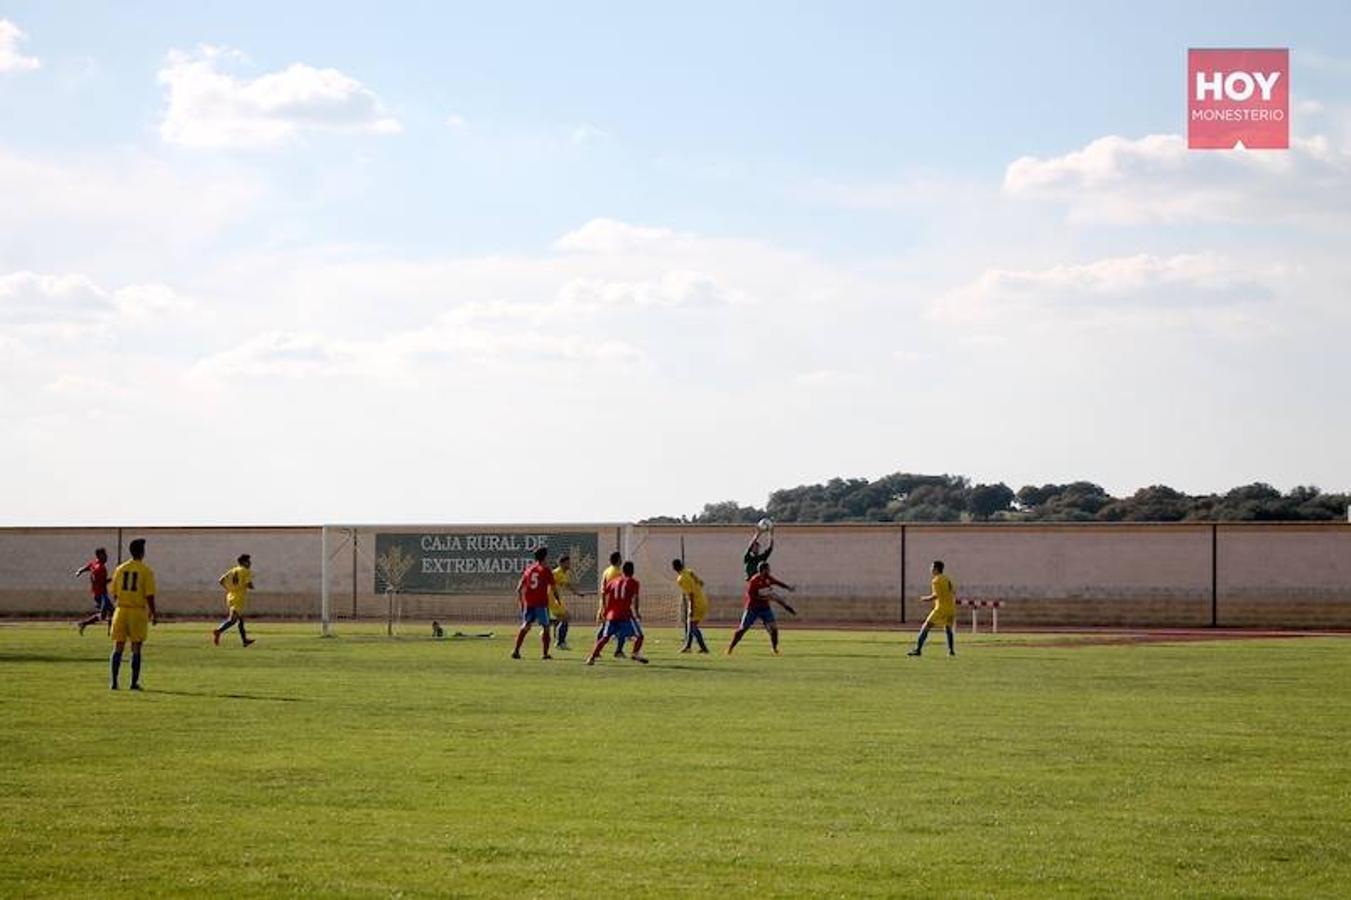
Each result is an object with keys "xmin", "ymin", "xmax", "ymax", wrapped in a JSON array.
[{"xmin": 319, "ymin": 524, "xmax": 683, "ymax": 636}]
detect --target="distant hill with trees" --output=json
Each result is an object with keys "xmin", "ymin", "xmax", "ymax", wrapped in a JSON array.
[{"xmin": 642, "ymin": 474, "xmax": 1351, "ymax": 524}]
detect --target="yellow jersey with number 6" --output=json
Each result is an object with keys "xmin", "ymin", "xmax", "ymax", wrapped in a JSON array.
[
  {"xmin": 676, "ymin": 568, "xmax": 710, "ymax": 621},
  {"xmin": 549, "ymin": 565, "xmax": 572, "ymax": 617}
]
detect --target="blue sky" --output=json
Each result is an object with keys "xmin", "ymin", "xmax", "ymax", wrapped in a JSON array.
[{"xmin": 1, "ymin": 3, "xmax": 1349, "ymax": 524}]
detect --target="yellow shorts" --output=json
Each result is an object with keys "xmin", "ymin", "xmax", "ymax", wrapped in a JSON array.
[
  {"xmin": 925, "ymin": 606, "xmax": 956, "ymax": 628},
  {"xmin": 227, "ymin": 602, "xmax": 247, "ymax": 616},
  {"xmin": 547, "ymin": 599, "xmax": 568, "ymax": 619},
  {"xmin": 690, "ymin": 602, "xmax": 709, "ymax": 623},
  {"xmin": 110, "ymin": 607, "xmax": 149, "ymax": 643}
]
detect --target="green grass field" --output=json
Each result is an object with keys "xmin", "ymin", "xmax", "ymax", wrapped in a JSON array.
[{"xmin": 2, "ymin": 622, "xmax": 1348, "ymax": 898}]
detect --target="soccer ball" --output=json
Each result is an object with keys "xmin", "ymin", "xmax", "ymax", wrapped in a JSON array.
[{"xmin": 756, "ymin": 517, "xmax": 774, "ymax": 533}]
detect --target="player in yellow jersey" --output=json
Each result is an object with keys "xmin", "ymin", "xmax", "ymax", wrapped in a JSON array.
[
  {"xmin": 907, "ymin": 560, "xmax": 957, "ymax": 657},
  {"xmin": 212, "ymin": 554, "xmax": 256, "ymax": 647},
  {"xmin": 549, "ymin": 554, "xmax": 586, "ymax": 650},
  {"xmin": 672, "ymin": 558, "xmax": 710, "ymax": 653},
  {"xmin": 596, "ymin": 551, "xmax": 633, "ymax": 657},
  {"xmin": 109, "ymin": 538, "xmax": 157, "ymax": 690}
]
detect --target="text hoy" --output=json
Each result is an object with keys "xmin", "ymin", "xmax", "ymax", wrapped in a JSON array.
[{"xmin": 1194, "ymin": 70, "xmax": 1281, "ymax": 103}]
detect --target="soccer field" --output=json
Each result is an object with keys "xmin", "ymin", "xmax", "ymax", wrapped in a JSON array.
[{"xmin": 2, "ymin": 623, "xmax": 1348, "ymax": 898}]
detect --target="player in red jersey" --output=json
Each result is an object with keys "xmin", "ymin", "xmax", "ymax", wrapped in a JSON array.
[
  {"xmin": 726, "ymin": 561, "xmax": 796, "ymax": 655},
  {"xmin": 74, "ymin": 547, "xmax": 114, "ymax": 635},
  {"xmin": 585, "ymin": 561, "xmax": 648, "ymax": 665},
  {"xmin": 512, "ymin": 546, "xmax": 556, "ymax": 660}
]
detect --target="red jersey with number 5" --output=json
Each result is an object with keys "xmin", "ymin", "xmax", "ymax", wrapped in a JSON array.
[
  {"xmin": 519, "ymin": 562, "xmax": 555, "ymax": 608},
  {"xmin": 603, "ymin": 576, "xmax": 640, "ymax": 621}
]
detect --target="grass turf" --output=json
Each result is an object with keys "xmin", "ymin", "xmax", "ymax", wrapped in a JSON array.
[{"xmin": 1, "ymin": 622, "xmax": 1348, "ymax": 898}]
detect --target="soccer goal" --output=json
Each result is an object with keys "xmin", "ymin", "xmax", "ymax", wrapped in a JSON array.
[{"xmin": 319, "ymin": 524, "xmax": 684, "ymax": 636}]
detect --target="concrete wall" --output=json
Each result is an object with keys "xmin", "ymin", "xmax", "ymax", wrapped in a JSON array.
[
  {"xmin": 2, "ymin": 522, "xmax": 1348, "ymax": 628},
  {"xmin": 1217, "ymin": 525, "xmax": 1351, "ymax": 627},
  {"xmin": 323, "ymin": 524, "xmax": 623, "ymax": 625},
  {"xmin": 629, "ymin": 523, "xmax": 1349, "ymax": 627},
  {"xmin": 0, "ymin": 527, "xmax": 320, "ymax": 619}
]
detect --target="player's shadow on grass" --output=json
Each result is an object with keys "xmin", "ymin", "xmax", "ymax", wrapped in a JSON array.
[
  {"xmin": 646, "ymin": 663, "xmax": 751, "ymax": 674},
  {"xmin": 148, "ymin": 688, "xmax": 309, "ymax": 703},
  {"xmin": 789, "ymin": 651, "xmax": 901, "ymax": 660},
  {"xmin": 0, "ymin": 653, "xmax": 94, "ymax": 664}
]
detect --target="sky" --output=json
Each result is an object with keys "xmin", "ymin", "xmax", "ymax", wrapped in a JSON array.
[{"xmin": 1, "ymin": 1, "xmax": 1349, "ymax": 525}]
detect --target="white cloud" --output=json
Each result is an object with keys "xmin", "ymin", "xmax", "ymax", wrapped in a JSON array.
[
  {"xmin": 44, "ymin": 373, "xmax": 132, "ymax": 398},
  {"xmin": 1003, "ymin": 133, "xmax": 1351, "ymax": 225},
  {"xmin": 0, "ymin": 271, "xmax": 195, "ymax": 335},
  {"xmin": 0, "ymin": 146, "xmax": 264, "ymax": 254},
  {"xmin": 446, "ymin": 114, "xmax": 469, "ymax": 128},
  {"xmin": 570, "ymin": 123, "xmax": 609, "ymax": 144},
  {"xmin": 193, "ymin": 331, "xmax": 370, "ymax": 379},
  {"xmin": 0, "ymin": 19, "xmax": 40, "ymax": 73},
  {"xmin": 0, "ymin": 272, "xmax": 109, "ymax": 326},
  {"xmin": 112, "ymin": 282, "xmax": 198, "ymax": 319},
  {"xmin": 158, "ymin": 46, "xmax": 401, "ymax": 148},
  {"xmin": 193, "ymin": 320, "xmax": 645, "ymax": 382},
  {"xmin": 793, "ymin": 369, "xmax": 872, "ymax": 388},
  {"xmin": 559, "ymin": 270, "xmax": 748, "ymax": 310},
  {"xmin": 934, "ymin": 253, "xmax": 1282, "ymax": 336},
  {"xmin": 553, "ymin": 218, "xmax": 679, "ymax": 254}
]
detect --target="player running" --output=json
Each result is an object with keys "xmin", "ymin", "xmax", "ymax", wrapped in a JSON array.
[
  {"xmin": 743, "ymin": 525, "xmax": 774, "ymax": 580},
  {"xmin": 74, "ymin": 547, "xmax": 114, "ymax": 635},
  {"xmin": 108, "ymin": 538, "xmax": 156, "ymax": 691},
  {"xmin": 212, "ymin": 554, "xmax": 256, "ymax": 647},
  {"xmin": 672, "ymin": 558, "xmax": 710, "ymax": 653},
  {"xmin": 726, "ymin": 561, "xmax": 796, "ymax": 655},
  {"xmin": 549, "ymin": 553, "xmax": 586, "ymax": 650},
  {"xmin": 586, "ymin": 561, "xmax": 648, "ymax": 665},
  {"xmin": 596, "ymin": 551, "xmax": 632, "ymax": 657},
  {"xmin": 512, "ymin": 546, "xmax": 556, "ymax": 660},
  {"xmin": 907, "ymin": 560, "xmax": 957, "ymax": 657}
]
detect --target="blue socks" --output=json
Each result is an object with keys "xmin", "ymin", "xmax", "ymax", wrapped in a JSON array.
[
  {"xmin": 218, "ymin": 617, "xmax": 248, "ymax": 642},
  {"xmin": 945, "ymin": 627, "xmax": 955, "ymax": 654},
  {"xmin": 130, "ymin": 651, "xmax": 142, "ymax": 687},
  {"xmin": 681, "ymin": 624, "xmax": 708, "ymax": 651},
  {"xmin": 110, "ymin": 649, "xmax": 122, "ymax": 688},
  {"xmin": 916, "ymin": 627, "xmax": 931, "ymax": 652},
  {"xmin": 557, "ymin": 620, "xmax": 569, "ymax": 645}
]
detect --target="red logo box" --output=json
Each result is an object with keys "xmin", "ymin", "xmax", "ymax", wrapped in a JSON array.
[{"xmin": 1188, "ymin": 48, "xmax": 1289, "ymax": 149}]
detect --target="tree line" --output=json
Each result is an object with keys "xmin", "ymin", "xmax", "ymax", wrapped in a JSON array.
[{"xmin": 643, "ymin": 474, "xmax": 1351, "ymax": 524}]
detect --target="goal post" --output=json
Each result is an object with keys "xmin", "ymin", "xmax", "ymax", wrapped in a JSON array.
[
  {"xmin": 319, "ymin": 524, "xmax": 370, "ymax": 636},
  {"xmin": 316, "ymin": 524, "xmax": 691, "ymax": 636},
  {"xmin": 320, "ymin": 525, "xmax": 330, "ymax": 636},
  {"xmin": 319, "ymin": 525, "xmax": 356, "ymax": 637}
]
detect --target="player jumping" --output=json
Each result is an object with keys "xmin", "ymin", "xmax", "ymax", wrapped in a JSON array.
[
  {"xmin": 109, "ymin": 538, "xmax": 156, "ymax": 691},
  {"xmin": 743, "ymin": 524, "xmax": 774, "ymax": 580},
  {"xmin": 672, "ymin": 558, "xmax": 710, "ymax": 653},
  {"xmin": 513, "ymin": 546, "xmax": 555, "ymax": 660},
  {"xmin": 586, "ymin": 561, "xmax": 648, "ymax": 665},
  {"xmin": 74, "ymin": 547, "xmax": 114, "ymax": 635},
  {"xmin": 212, "ymin": 554, "xmax": 256, "ymax": 647},
  {"xmin": 726, "ymin": 561, "xmax": 796, "ymax": 655},
  {"xmin": 907, "ymin": 560, "xmax": 957, "ymax": 657},
  {"xmin": 549, "ymin": 553, "xmax": 586, "ymax": 650}
]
